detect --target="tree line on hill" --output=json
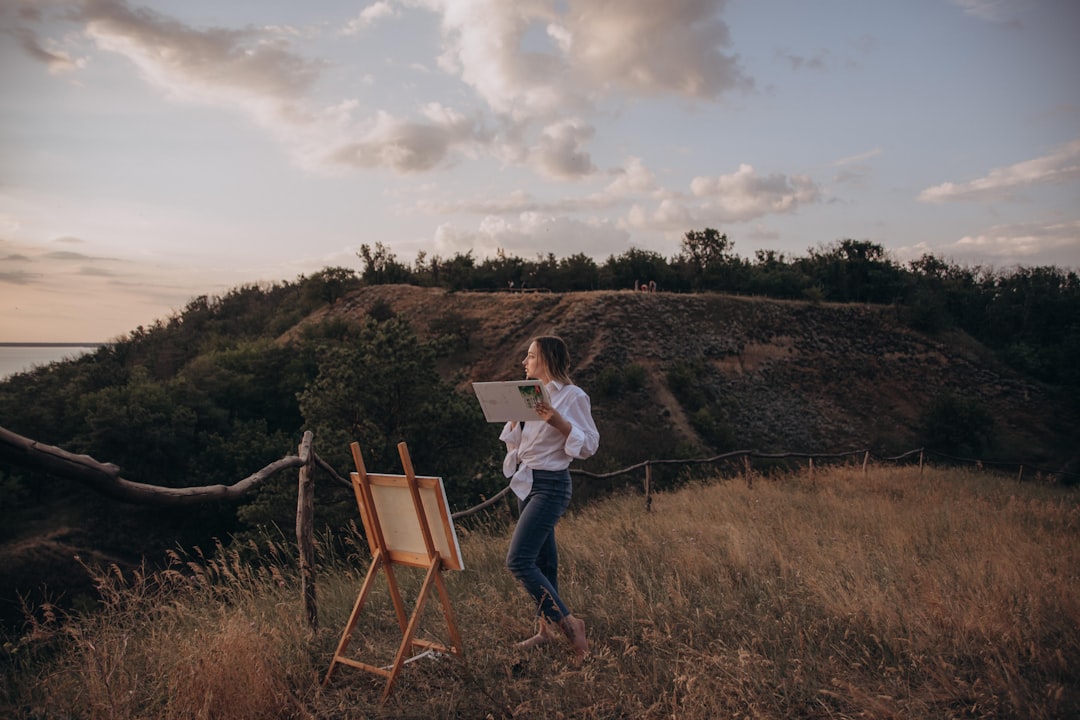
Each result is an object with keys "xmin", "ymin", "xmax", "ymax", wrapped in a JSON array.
[
  {"xmin": 358, "ymin": 229, "xmax": 1079, "ymax": 390},
  {"xmin": 0, "ymin": 228, "xmax": 1076, "ymax": 592}
]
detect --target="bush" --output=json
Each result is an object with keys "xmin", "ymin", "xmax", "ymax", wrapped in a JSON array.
[{"xmin": 918, "ymin": 393, "xmax": 995, "ymax": 457}]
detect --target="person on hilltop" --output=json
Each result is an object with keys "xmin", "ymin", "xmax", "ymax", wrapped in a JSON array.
[{"xmin": 499, "ymin": 335, "xmax": 599, "ymax": 661}]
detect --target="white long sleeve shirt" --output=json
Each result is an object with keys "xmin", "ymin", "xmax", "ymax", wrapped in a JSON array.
[{"xmin": 499, "ymin": 380, "xmax": 600, "ymax": 500}]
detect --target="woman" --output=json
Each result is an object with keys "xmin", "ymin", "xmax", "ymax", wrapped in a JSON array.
[{"xmin": 500, "ymin": 336, "xmax": 600, "ymax": 660}]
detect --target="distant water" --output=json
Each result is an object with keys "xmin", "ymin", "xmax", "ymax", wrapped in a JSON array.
[{"xmin": 0, "ymin": 345, "xmax": 102, "ymax": 380}]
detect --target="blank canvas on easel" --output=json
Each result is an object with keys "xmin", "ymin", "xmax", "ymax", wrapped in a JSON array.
[
  {"xmin": 356, "ymin": 473, "xmax": 464, "ymax": 571},
  {"xmin": 324, "ymin": 441, "xmax": 464, "ymax": 702}
]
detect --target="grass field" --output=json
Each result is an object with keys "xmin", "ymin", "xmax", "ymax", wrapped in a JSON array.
[{"xmin": 3, "ymin": 464, "xmax": 1078, "ymax": 719}]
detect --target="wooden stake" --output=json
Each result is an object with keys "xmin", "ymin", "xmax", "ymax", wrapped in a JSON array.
[
  {"xmin": 644, "ymin": 462, "xmax": 653, "ymax": 512},
  {"xmin": 296, "ymin": 431, "xmax": 317, "ymax": 630}
]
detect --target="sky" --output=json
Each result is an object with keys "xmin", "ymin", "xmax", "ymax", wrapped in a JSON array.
[{"xmin": 1, "ymin": 0, "xmax": 1078, "ymax": 342}]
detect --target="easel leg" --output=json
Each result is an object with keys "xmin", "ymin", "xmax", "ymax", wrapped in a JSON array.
[
  {"xmin": 383, "ymin": 562, "xmax": 410, "ymax": 633},
  {"xmin": 381, "ymin": 561, "xmax": 441, "ymax": 702},
  {"xmin": 432, "ymin": 569, "xmax": 463, "ymax": 654},
  {"xmin": 324, "ymin": 552, "xmax": 384, "ymax": 686}
]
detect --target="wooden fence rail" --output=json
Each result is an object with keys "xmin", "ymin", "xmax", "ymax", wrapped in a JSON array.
[{"xmin": 1, "ymin": 423, "xmax": 1074, "ymax": 629}]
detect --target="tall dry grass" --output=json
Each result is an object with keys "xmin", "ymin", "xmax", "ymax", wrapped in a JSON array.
[{"xmin": 2, "ymin": 465, "xmax": 1077, "ymax": 719}]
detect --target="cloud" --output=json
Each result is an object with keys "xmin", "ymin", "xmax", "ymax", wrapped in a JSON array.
[
  {"xmin": 950, "ymin": 0, "xmax": 1018, "ymax": 25},
  {"xmin": 833, "ymin": 148, "xmax": 882, "ymax": 185},
  {"xmin": 432, "ymin": 0, "xmax": 582, "ymax": 121},
  {"xmin": 428, "ymin": 0, "xmax": 749, "ymax": 175},
  {"xmin": 892, "ymin": 220, "xmax": 1080, "ymax": 269},
  {"xmin": 412, "ymin": 155, "xmax": 661, "ymax": 217},
  {"xmin": 342, "ymin": 1, "xmax": 398, "ymax": 35},
  {"xmin": 625, "ymin": 164, "xmax": 822, "ymax": 231},
  {"xmin": 431, "ymin": 211, "xmax": 629, "ymax": 260},
  {"xmin": 602, "ymin": 156, "xmax": 658, "ymax": 197},
  {"xmin": 24, "ymin": 0, "xmax": 754, "ymax": 183},
  {"xmin": 328, "ymin": 104, "xmax": 484, "ymax": 172},
  {"xmin": 561, "ymin": 0, "xmax": 750, "ymax": 99},
  {"xmin": 78, "ymin": 0, "xmax": 322, "ymax": 104},
  {"xmin": 529, "ymin": 119, "xmax": 596, "ymax": 179},
  {"xmin": 0, "ymin": 270, "xmax": 40, "ymax": 285},
  {"xmin": 43, "ymin": 251, "xmax": 95, "ymax": 260},
  {"xmin": 431, "ymin": 0, "xmax": 749, "ymax": 118},
  {"xmin": 948, "ymin": 220, "xmax": 1080, "ymax": 265},
  {"xmin": 918, "ymin": 139, "xmax": 1080, "ymax": 203},
  {"xmin": 835, "ymin": 148, "xmax": 883, "ymax": 166},
  {"xmin": 44, "ymin": 0, "xmax": 487, "ymax": 175},
  {"xmin": 1, "ymin": 3, "xmax": 85, "ymax": 73},
  {"xmin": 11, "ymin": 25, "xmax": 83, "ymax": 73}
]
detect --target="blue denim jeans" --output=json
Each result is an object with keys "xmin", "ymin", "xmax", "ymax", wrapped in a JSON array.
[{"xmin": 506, "ymin": 468, "xmax": 573, "ymax": 622}]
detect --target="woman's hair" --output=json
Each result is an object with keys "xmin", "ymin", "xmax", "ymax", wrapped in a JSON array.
[{"xmin": 533, "ymin": 335, "xmax": 573, "ymax": 385}]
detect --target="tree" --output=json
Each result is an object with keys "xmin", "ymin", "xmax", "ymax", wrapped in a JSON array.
[
  {"xmin": 358, "ymin": 243, "xmax": 413, "ymax": 285},
  {"xmin": 801, "ymin": 239, "xmax": 904, "ymax": 303},
  {"xmin": 558, "ymin": 253, "xmax": 601, "ymax": 291},
  {"xmin": 437, "ymin": 251, "xmax": 477, "ymax": 291},
  {"xmin": 293, "ymin": 317, "xmax": 499, "ymax": 527},
  {"xmin": 600, "ymin": 247, "xmax": 672, "ymax": 290},
  {"xmin": 679, "ymin": 228, "xmax": 732, "ymax": 270},
  {"xmin": 304, "ymin": 266, "xmax": 359, "ymax": 306}
]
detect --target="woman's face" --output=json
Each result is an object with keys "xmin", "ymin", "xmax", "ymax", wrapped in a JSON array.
[{"xmin": 523, "ymin": 341, "xmax": 548, "ymax": 381}]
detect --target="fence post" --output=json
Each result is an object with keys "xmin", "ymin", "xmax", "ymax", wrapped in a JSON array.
[
  {"xmin": 644, "ymin": 461, "xmax": 652, "ymax": 512},
  {"xmin": 808, "ymin": 456, "xmax": 815, "ymax": 486},
  {"xmin": 743, "ymin": 454, "xmax": 752, "ymax": 489},
  {"xmin": 862, "ymin": 451, "xmax": 869, "ymax": 477},
  {"xmin": 919, "ymin": 449, "xmax": 925, "ymax": 477},
  {"xmin": 296, "ymin": 431, "xmax": 317, "ymax": 630},
  {"xmin": 1017, "ymin": 465, "xmax": 1024, "ymax": 483}
]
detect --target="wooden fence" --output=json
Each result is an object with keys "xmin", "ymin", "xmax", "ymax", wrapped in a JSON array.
[{"xmin": 1, "ymin": 424, "xmax": 1074, "ymax": 630}]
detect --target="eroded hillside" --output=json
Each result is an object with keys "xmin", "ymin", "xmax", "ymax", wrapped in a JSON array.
[{"xmin": 293, "ymin": 285, "xmax": 1076, "ymax": 470}]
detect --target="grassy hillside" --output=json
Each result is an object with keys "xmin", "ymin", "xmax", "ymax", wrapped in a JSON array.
[
  {"xmin": 4, "ymin": 464, "xmax": 1077, "ymax": 719},
  {"xmin": 299, "ymin": 286, "xmax": 1078, "ymax": 468},
  {"xmin": 2, "ymin": 284, "xmax": 1076, "ymax": 635}
]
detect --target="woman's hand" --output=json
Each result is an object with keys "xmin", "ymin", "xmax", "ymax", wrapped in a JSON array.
[{"xmin": 534, "ymin": 401, "xmax": 571, "ymax": 437}]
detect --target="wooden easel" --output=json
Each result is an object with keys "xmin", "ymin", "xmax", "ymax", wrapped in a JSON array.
[{"xmin": 323, "ymin": 441, "xmax": 464, "ymax": 702}]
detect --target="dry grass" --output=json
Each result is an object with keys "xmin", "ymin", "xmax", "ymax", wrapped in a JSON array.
[{"xmin": 3, "ymin": 465, "xmax": 1078, "ymax": 719}]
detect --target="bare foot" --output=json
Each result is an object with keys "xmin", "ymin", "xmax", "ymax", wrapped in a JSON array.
[
  {"xmin": 559, "ymin": 614, "xmax": 589, "ymax": 660},
  {"xmin": 515, "ymin": 619, "xmax": 555, "ymax": 649}
]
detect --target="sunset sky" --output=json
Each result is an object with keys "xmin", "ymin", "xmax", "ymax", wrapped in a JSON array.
[{"xmin": 2, "ymin": 0, "xmax": 1078, "ymax": 342}]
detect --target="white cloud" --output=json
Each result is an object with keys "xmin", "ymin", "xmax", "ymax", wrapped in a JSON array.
[
  {"xmin": 563, "ymin": 0, "xmax": 750, "ymax": 98},
  {"xmin": 433, "ymin": 0, "xmax": 579, "ymax": 120},
  {"xmin": 835, "ymin": 148, "xmax": 883, "ymax": 166},
  {"xmin": 17, "ymin": 0, "xmax": 754, "ymax": 184},
  {"xmin": 1, "ymin": 2, "xmax": 87, "ymax": 74},
  {"xmin": 950, "ymin": 0, "xmax": 1016, "ymax": 24},
  {"xmin": 603, "ymin": 156, "xmax": 658, "ymax": 196},
  {"xmin": 431, "ymin": 211, "xmax": 628, "ymax": 260},
  {"xmin": 327, "ymin": 106, "xmax": 484, "ymax": 172},
  {"xmin": 80, "ymin": 0, "xmax": 322, "ymax": 104},
  {"xmin": 624, "ymin": 164, "xmax": 822, "ymax": 231},
  {"xmin": 892, "ymin": 220, "xmax": 1080, "ymax": 269},
  {"xmin": 54, "ymin": 0, "xmax": 493, "ymax": 175},
  {"xmin": 342, "ymin": 1, "xmax": 398, "ymax": 35},
  {"xmin": 948, "ymin": 220, "xmax": 1080, "ymax": 265},
  {"xmin": 529, "ymin": 119, "xmax": 596, "ymax": 179},
  {"xmin": 918, "ymin": 139, "xmax": 1080, "ymax": 203}
]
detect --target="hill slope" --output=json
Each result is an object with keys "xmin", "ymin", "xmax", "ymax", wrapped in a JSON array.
[
  {"xmin": 295, "ymin": 285, "xmax": 1076, "ymax": 468},
  {"xmin": 3, "ymin": 285, "xmax": 1077, "ymax": 630}
]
